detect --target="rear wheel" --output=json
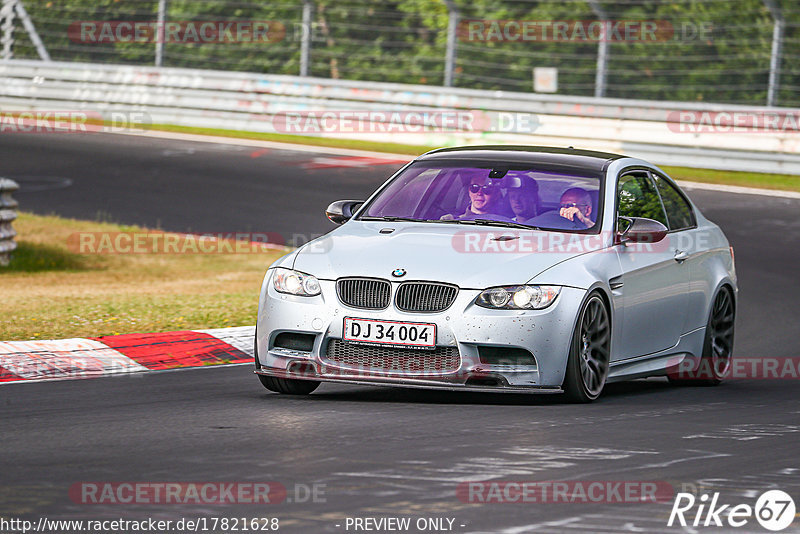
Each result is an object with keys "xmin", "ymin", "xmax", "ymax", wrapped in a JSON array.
[
  {"xmin": 258, "ymin": 374, "xmax": 320, "ymax": 395},
  {"xmin": 563, "ymin": 293, "xmax": 611, "ymax": 403},
  {"xmin": 670, "ymin": 287, "xmax": 735, "ymax": 386}
]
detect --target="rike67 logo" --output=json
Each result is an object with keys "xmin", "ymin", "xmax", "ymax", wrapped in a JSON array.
[{"xmin": 668, "ymin": 490, "xmax": 795, "ymax": 531}]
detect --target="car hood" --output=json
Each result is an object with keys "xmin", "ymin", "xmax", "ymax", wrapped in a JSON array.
[{"xmin": 292, "ymin": 222, "xmax": 608, "ymax": 288}]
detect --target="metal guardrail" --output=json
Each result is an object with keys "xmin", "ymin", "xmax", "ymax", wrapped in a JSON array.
[
  {"xmin": 1, "ymin": 59, "xmax": 799, "ymax": 175},
  {"xmin": 0, "ymin": 177, "xmax": 19, "ymax": 266}
]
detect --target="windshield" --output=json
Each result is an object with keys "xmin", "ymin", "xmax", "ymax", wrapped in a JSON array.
[{"xmin": 359, "ymin": 160, "xmax": 604, "ymax": 232}]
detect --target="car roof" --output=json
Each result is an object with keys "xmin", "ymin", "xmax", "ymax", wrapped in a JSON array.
[{"xmin": 416, "ymin": 145, "xmax": 626, "ymax": 173}]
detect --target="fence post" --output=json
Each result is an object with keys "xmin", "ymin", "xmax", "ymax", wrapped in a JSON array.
[
  {"xmin": 1, "ymin": 0, "xmax": 15, "ymax": 61},
  {"xmin": 0, "ymin": 178, "xmax": 19, "ymax": 266},
  {"xmin": 443, "ymin": 0, "xmax": 458, "ymax": 87},
  {"xmin": 587, "ymin": 0, "xmax": 609, "ymax": 98},
  {"xmin": 155, "ymin": 0, "xmax": 167, "ymax": 67},
  {"xmin": 763, "ymin": 0, "xmax": 783, "ymax": 107},
  {"xmin": 300, "ymin": 0, "xmax": 313, "ymax": 76},
  {"xmin": 15, "ymin": 0, "xmax": 49, "ymax": 60}
]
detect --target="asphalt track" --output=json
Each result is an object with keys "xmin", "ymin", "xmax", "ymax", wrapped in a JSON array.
[{"xmin": 2, "ymin": 132, "xmax": 800, "ymax": 533}]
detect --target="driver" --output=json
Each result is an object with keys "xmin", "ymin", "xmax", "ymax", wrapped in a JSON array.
[{"xmin": 558, "ymin": 187, "xmax": 594, "ymax": 227}]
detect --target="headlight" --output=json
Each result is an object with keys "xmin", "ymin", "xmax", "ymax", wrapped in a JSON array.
[
  {"xmin": 272, "ymin": 268, "xmax": 321, "ymax": 296},
  {"xmin": 476, "ymin": 285, "xmax": 560, "ymax": 310}
]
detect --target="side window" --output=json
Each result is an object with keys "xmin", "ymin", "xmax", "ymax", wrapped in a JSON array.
[
  {"xmin": 652, "ymin": 174, "xmax": 695, "ymax": 230},
  {"xmin": 617, "ymin": 172, "xmax": 668, "ymax": 226}
]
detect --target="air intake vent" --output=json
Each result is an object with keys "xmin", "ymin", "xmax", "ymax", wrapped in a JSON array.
[
  {"xmin": 395, "ymin": 282, "xmax": 458, "ymax": 312},
  {"xmin": 336, "ymin": 278, "xmax": 391, "ymax": 309},
  {"xmin": 273, "ymin": 332, "xmax": 315, "ymax": 352},
  {"xmin": 323, "ymin": 339, "xmax": 460, "ymax": 375},
  {"xmin": 478, "ymin": 346, "xmax": 537, "ymax": 366}
]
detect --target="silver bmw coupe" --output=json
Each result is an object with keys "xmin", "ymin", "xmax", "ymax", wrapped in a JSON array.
[{"xmin": 255, "ymin": 146, "xmax": 736, "ymax": 402}]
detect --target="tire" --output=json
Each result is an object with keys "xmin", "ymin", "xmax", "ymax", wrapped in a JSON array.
[
  {"xmin": 563, "ymin": 293, "xmax": 611, "ymax": 403},
  {"xmin": 258, "ymin": 374, "xmax": 320, "ymax": 395},
  {"xmin": 669, "ymin": 286, "xmax": 735, "ymax": 386}
]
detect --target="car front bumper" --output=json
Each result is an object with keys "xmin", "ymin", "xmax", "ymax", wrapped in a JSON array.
[{"xmin": 255, "ymin": 276, "xmax": 586, "ymax": 392}]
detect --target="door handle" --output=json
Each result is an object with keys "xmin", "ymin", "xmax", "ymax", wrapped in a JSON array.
[{"xmin": 674, "ymin": 250, "xmax": 689, "ymax": 262}]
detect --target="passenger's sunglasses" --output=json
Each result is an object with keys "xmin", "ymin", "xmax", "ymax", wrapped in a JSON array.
[{"xmin": 469, "ymin": 184, "xmax": 498, "ymax": 194}]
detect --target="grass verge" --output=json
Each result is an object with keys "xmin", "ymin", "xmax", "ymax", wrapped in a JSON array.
[
  {"xmin": 144, "ymin": 123, "xmax": 800, "ymax": 193},
  {"xmin": 0, "ymin": 212, "xmax": 287, "ymax": 341}
]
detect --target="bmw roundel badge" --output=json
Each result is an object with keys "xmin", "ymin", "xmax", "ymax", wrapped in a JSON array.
[{"xmin": 392, "ymin": 268, "xmax": 406, "ymax": 278}]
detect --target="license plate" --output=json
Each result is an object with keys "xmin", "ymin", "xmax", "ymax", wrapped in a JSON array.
[{"xmin": 343, "ymin": 317, "xmax": 436, "ymax": 349}]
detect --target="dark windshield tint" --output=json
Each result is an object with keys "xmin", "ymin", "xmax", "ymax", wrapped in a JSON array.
[{"xmin": 360, "ymin": 161, "xmax": 603, "ymax": 232}]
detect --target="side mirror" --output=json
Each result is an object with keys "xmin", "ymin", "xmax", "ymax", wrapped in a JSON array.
[
  {"xmin": 617, "ymin": 217, "xmax": 668, "ymax": 244},
  {"xmin": 326, "ymin": 200, "xmax": 364, "ymax": 225}
]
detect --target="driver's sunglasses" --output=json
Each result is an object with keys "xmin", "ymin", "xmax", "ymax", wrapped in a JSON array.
[
  {"xmin": 469, "ymin": 184, "xmax": 498, "ymax": 194},
  {"xmin": 561, "ymin": 202, "xmax": 589, "ymax": 209}
]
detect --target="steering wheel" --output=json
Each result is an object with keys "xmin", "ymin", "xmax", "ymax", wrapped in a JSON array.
[{"xmin": 526, "ymin": 210, "xmax": 588, "ymax": 230}]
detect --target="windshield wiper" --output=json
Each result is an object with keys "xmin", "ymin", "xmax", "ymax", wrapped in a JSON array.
[
  {"xmin": 470, "ymin": 219, "xmax": 541, "ymax": 230},
  {"xmin": 359, "ymin": 216, "xmax": 426, "ymax": 222},
  {"xmin": 361, "ymin": 216, "xmax": 539, "ymax": 230},
  {"xmin": 419, "ymin": 218, "xmax": 540, "ymax": 230}
]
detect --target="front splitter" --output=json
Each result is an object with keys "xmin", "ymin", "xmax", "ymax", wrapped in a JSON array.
[{"xmin": 255, "ymin": 368, "xmax": 563, "ymax": 394}]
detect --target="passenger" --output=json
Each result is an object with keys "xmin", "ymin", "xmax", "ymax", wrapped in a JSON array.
[
  {"xmin": 507, "ymin": 176, "xmax": 540, "ymax": 223},
  {"xmin": 558, "ymin": 187, "xmax": 594, "ymax": 227}
]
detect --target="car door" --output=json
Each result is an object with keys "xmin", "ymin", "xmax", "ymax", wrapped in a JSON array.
[
  {"xmin": 613, "ymin": 170, "xmax": 691, "ymax": 361},
  {"xmin": 650, "ymin": 171, "xmax": 706, "ymax": 333}
]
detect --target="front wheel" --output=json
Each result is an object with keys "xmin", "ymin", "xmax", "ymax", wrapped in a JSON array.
[
  {"xmin": 563, "ymin": 293, "xmax": 611, "ymax": 403},
  {"xmin": 258, "ymin": 375, "xmax": 320, "ymax": 395}
]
